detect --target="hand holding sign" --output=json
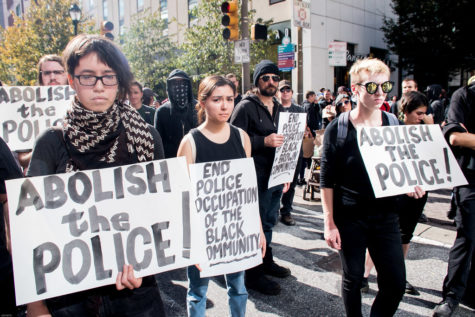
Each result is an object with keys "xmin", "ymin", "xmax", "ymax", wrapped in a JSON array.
[{"xmin": 264, "ymin": 133, "xmax": 284, "ymax": 147}]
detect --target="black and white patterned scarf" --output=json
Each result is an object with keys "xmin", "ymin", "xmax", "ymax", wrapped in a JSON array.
[{"xmin": 63, "ymin": 98, "xmax": 154, "ymax": 172}]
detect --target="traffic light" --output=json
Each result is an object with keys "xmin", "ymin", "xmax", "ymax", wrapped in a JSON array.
[
  {"xmin": 100, "ymin": 21, "xmax": 114, "ymax": 41},
  {"xmin": 221, "ymin": 1, "xmax": 239, "ymax": 41},
  {"xmin": 251, "ymin": 24, "xmax": 268, "ymax": 41}
]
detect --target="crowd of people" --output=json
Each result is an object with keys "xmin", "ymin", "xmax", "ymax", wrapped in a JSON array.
[{"xmin": 1, "ymin": 33, "xmax": 474, "ymax": 317}]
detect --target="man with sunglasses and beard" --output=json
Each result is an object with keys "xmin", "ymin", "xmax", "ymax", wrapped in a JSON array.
[{"xmin": 230, "ymin": 60, "xmax": 291, "ymax": 296}]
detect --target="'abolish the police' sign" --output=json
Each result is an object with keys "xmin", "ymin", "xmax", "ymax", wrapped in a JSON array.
[
  {"xmin": 189, "ymin": 158, "xmax": 262, "ymax": 278},
  {"xmin": 357, "ymin": 124, "xmax": 467, "ymax": 198},
  {"xmin": 6, "ymin": 157, "xmax": 203, "ymax": 305},
  {"xmin": 268, "ymin": 112, "xmax": 306, "ymax": 188},
  {"xmin": 0, "ymin": 85, "xmax": 75, "ymax": 151}
]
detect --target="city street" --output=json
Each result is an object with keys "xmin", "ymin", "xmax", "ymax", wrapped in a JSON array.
[{"xmin": 156, "ymin": 187, "xmax": 475, "ymax": 317}]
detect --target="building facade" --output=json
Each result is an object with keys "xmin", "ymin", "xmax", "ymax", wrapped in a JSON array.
[
  {"xmin": 0, "ymin": 0, "xmax": 29, "ymax": 28},
  {"xmin": 81, "ymin": 0, "xmax": 398, "ymax": 96}
]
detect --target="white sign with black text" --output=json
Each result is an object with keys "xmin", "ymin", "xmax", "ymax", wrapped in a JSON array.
[
  {"xmin": 189, "ymin": 158, "xmax": 262, "ymax": 278},
  {"xmin": 357, "ymin": 124, "xmax": 467, "ymax": 198},
  {"xmin": 7, "ymin": 157, "xmax": 205, "ymax": 305},
  {"xmin": 0, "ymin": 85, "xmax": 75, "ymax": 151},
  {"xmin": 268, "ymin": 112, "xmax": 306, "ymax": 188}
]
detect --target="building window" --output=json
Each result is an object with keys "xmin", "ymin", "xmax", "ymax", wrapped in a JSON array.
[
  {"xmin": 118, "ymin": 0, "xmax": 124, "ymax": 20},
  {"xmin": 270, "ymin": 0, "xmax": 285, "ymax": 4},
  {"xmin": 188, "ymin": 0, "xmax": 197, "ymax": 26},
  {"xmin": 103, "ymin": 0, "xmax": 108, "ymax": 20},
  {"xmin": 89, "ymin": 0, "xmax": 94, "ymax": 10},
  {"xmin": 137, "ymin": 0, "xmax": 144, "ymax": 11},
  {"xmin": 160, "ymin": 0, "xmax": 168, "ymax": 27},
  {"xmin": 15, "ymin": 4, "xmax": 21, "ymax": 16}
]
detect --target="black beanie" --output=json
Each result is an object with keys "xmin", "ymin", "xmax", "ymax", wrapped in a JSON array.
[{"xmin": 253, "ymin": 60, "xmax": 279, "ymax": 87}]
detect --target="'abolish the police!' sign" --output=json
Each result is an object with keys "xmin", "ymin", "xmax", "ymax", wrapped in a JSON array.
[
  {"xmin": 357, "ymin": 124, "xmax": 467, "ymax": 198},
  {"xmin": 189, "ymin": 158, "xmax": 262, "ymax": 278},
  {"xmin": 6, "ymin": 157, "xmax": 203, "ymax": 305},
  {"xmin": 268, "ymin": 112, "xmax": 306, "ymax": 188},
  {"xmin": 0, "ymin": 86, "xmax": 75, "ymax": 151}
]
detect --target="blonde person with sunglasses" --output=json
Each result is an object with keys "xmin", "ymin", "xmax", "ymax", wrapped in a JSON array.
[{"xmin": 320, "ymin": 58, "xmax": 425, "ymax": 317}]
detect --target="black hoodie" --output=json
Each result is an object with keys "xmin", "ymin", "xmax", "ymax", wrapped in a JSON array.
[
  {"xmin": 154, "ymin": 70, "xmax": 198, "ymax": 158},
  {"xmin": 230, "ymin": 93, "xmax": 282, "ymax": 190}
]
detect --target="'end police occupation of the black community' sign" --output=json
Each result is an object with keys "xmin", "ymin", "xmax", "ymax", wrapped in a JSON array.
[
  {"xmin": 6, "ymin": 157, "xmax": 204, "ymax": 305},
  {"xmin": 357, "ymin": 124, "xmax": 467, "ymax": 198},
  {"xmin": 189, "ymin": 158, "xmax": 262, "ymax": 278},
  {"xmin": 268, "ymin": 112, "xmax": 307, "ymax": 188},
  {"xmin": 0, "ymin": 86, "xmax": 75, "ymax": 151}
]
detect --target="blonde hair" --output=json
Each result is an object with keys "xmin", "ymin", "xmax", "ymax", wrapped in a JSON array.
[{"xmin": 349, "ymin": 58, "xmax": 390, "ymax": 84}]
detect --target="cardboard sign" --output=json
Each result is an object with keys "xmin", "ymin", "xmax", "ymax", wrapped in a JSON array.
[
  {"xmin": 0, "ymin": 86, "xmax": 75, "ymax": 151},
  {"xmin": 357, "ymin": 124, "xmax": 467, "ymax": 198},
  {"xmin": 189, "ymin": 158, "xmax": 262, "ymax": 278},
  {"xmin": 6, "ymin": 157, "xmax": 204, "ymax": 305},
  {"xmin": 268, "ymin": 112, "xmax": 306, "ymax": 188}
]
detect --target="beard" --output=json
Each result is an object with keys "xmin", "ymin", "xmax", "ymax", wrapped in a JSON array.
[{"xmin": 258, "ymin": 84, "xmax": 277, "ymax": 97}]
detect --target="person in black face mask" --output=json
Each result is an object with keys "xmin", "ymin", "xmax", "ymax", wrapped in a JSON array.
[{"xmin": 154, "ymin": 69, "xmax": 198, "ymax": 158}]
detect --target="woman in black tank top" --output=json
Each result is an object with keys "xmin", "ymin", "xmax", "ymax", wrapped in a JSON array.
[{"xmin": 177, "ymin": 75, "xmax": 265, "ymax": 317}]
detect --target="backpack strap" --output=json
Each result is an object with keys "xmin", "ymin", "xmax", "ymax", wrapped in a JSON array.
[
  {"xmin": 383, "ymin": 111, "xmax": 399, "ymax": 126},
  {"xmin": 337, "ymin": 111, "xmax": 351, "ymax": 148}
]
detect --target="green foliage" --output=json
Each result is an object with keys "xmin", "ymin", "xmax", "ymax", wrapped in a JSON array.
[
  {"xmin": 382, "ymin": 0, "xmax": 474, "ymax": 88},
  {"xmin": 0, "ymin": 0, "xmax": 94, "ymax": 85},
  {"xmin": 121, "ymin": 10, "xmax": 178, "ymax": 101},
  {"xmin": 178, "ymin": 0, "xmax": 275, "ymax": 84}
]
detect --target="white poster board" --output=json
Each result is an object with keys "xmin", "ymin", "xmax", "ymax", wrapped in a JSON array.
[
  {"xmin": 0, "ymin": 86, "xmax": 75, "ymax": 151},
  {"xmin": 268, "ymin": 112, "xmax": 306, "ymax": 188},
  {"xmin": 6, "ymin": 157, "xmax": 205, "ymax": 305},
  {"xmin": 357, "ymin": 124, "xmax": 468, "ymax": 198},
  {"xmin": 328, "ymin": 41, "xmax": 347, "ymax": 67},
  {"xmin": 189, "ymin": 158, "xmax": 262, "ymax": 278}
]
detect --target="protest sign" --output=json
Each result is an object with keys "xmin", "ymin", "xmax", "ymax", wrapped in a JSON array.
[
  {"xmin": 189, "ymin": 158, "xmax": 262, "ymax": 278},
  {"xmin": 357, "ymin": 124, "xmax": 467, "ymax": 198},
  {"xmin": 0, "ymin": 85, "xmax": 75, "ymax": 151},
  {"xmin": 268, "ymin": 112, "xmax": 306, "ymax": 188},
  {"xmin": 6, "ymin": 156, "xmax": 205, "ymax": 305}
]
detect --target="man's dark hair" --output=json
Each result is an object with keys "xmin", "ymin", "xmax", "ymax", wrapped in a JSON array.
[
  {"xmin": 37, "ymin": 54, "xmax": 64, "ymax": 85},
  {"xmin": 305, "ymin": 91, "xmax": 316, "ymax": 99},
  {"xmin": 62, "ymin": 34, "xmax": 133, "ymax": 102},
  {"xmin": 402, "ymin": 78, "xmax": 418, "ymax": 89},
  {"xmin": 130, "ymin": 80, "xmax": 143, "ymax": 92},
  {"xmin": 400, "ymin": 91, "xmax": 428, "ymax": 114}
]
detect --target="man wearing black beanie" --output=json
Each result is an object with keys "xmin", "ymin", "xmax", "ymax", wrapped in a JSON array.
[{"xmin": 230, "ymin": 60, "xmax": 291, "ymax": 295}]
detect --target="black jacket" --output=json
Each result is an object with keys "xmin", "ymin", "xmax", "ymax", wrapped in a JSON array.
[
  {"xmin": 443, "ymin": 83, "xmax": 475, "ymax": 182},
  {"xmin": 154, "ymin": 70, "xmax": 198, "ymax": 158},
  {"xmin": 230, "ymin": 94, "xmax": 281, "ymax": 189},
  {"xmin": 305, "ymin": 101, "xmax": 321, "ymax": 136}
]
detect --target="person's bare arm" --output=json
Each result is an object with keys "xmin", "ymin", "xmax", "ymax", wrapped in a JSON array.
[
  {"xmin": 449, "ymin": 132, "xmax": 475, "ymax": 151},
  {"xmin": 321, "ymin": 188, "xmax": 341, "ymax": 250}
]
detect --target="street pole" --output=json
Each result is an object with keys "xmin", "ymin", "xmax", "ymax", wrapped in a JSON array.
[
  {"xmin": 73, "ymin": 21, "xmax": 78, "ymax": 36},
  {"xmin": 241, "ymin": 0, "xmax": 250, "ymax": 94},
  {"xmin": 297, "ymin": 26, "xmax": 303, "ymax": 104}
]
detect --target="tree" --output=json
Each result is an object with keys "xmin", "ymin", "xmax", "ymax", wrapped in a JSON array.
[
  {"xmin": 0, "ymin": 0, "xmax": 94, "ymax": 85},
  {"xmin": 121, "ymin": 10, "xmax": 178, "ymax": 101},
  {"xmin": 382, "ymin": 0, "xmax": 474, "ymax": 89},
  {"xmin": 178, "ymin": 0, "xmax": 275, "ymax": 87}
]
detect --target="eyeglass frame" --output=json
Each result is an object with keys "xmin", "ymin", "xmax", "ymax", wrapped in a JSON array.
[
  {"xmin": 74, "ymin": 74, "xmax": 119, "ymax": 86},
  {"xmin": 356, "ymin": 81, "xmax": 394, "ymax": 94},
  {"xmin": 260, "ymin": 75, "xmax": 280, "ymax": 83},
  {"xmin": 280, "ymin": 87, "xmax": 292, "ymax": 93},
  {"xmin": 336, "ymin": 99, "xmax": 351, "ymax": 107}
]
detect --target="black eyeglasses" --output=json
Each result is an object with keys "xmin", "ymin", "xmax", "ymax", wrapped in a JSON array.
[
  {"xmin": 74, "ymin": 74, "xmax": 119, "ymax": 86},
  {"xmin": 261, "ymin": 75, "xmax": 280, "ymax": 83},
  {"xmin": 41, "ymin": 70, "xmax": 65, "ymax": 76},
  {"xmin": 280, "ymin": 87, "xmax": 291, "ymax": 93},
  {"xmin": 336, "ymin": 100, "xmax": 351, "ymax": 107},
  {"xmin": 356, "ymin": 81, "xmax": 393, "ymax": 94}
]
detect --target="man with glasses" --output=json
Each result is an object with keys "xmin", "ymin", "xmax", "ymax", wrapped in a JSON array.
[
  {"xmin": 231, "ymin": 60, "xmax": 291, "ymax": 295},
  {"xmin": 38, "ymin": 54, "xmax": 68, "ymax": 86},
  {"xmin": 278, "ymin": 80, "xmax": 305, "ymax": 226},
  {"xmin": 17, "ymin": 55, "xmax": 69, "ymax": 173}
]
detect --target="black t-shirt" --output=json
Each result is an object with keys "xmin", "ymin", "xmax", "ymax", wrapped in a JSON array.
[
  {"xmin": 137, "ymin": 104, "xmax": 156, "ymax": 126},
  {"xmin": 0, "ymin": 137, "xmax": 23, "ymax": 276},
  {"xmin": 320, "ymin": 112, "xmax": 396, "ymax": 211}
]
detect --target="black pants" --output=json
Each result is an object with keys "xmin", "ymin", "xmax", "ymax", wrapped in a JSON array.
[
  {"xmin": 443, "ymin": 184, "xmax": 475, "ymax": 302},
  {"xmin": 46, "ymin": 276, "xmax": 165, "ymax": 317},
  {"xmin": 336, "ymin": 211, "xmax": 405, "ymax": 317},
  {"xmin": 280, "ymin": 158, "xmax": 302, "ymax": 216},
  {"xmin": 398, "ymin": 193, "xmax": 428, "ymax": 244}
]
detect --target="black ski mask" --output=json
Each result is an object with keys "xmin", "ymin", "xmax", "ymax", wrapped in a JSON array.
[{"xmin": 169, "ymin": 79, "xmax": 190, "ymax": 110}]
